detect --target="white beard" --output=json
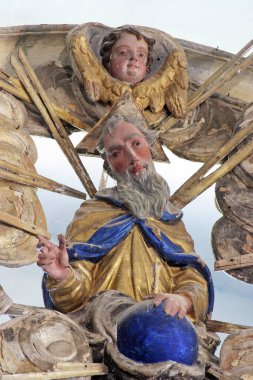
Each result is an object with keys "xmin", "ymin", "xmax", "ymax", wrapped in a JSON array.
[{"xmin": 113, "ymin": 163, "xmax": 170, "ymax": 219}]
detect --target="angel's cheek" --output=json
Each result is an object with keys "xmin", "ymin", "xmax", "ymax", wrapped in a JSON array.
[
  {"xmin": 109, "ymin": 58, "xmax": 125, "ymax": 79},
  {"xmin": 109, "ymin": 58, "xmax": 147, "ymax": 84},
  {"xmin": 134, "ymin": 63, "xmax": 147, "ymax": 82}
]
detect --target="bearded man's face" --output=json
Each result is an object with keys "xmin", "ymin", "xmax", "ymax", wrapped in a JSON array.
[
  {"xmin": 103, "ymin": 123, "xmax": 170, "ymax": 219},
  {"xmin": 103, "ymin": 120, "xmax": 152, "ymax": 178}
]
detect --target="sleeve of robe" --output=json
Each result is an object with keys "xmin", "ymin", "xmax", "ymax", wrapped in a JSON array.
[{"xmin": 46, "ymin": 198, "xmax": 126, "ymax": 313}]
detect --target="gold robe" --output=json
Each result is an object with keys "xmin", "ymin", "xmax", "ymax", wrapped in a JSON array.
[{"xmin": 46, "ymin": 192, "xmax": 208, "ymax": 322}]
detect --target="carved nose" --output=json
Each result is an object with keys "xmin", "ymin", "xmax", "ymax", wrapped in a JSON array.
[{"xmin": 126, "ymin": 147, "xmax": 137, "ymax": 160}]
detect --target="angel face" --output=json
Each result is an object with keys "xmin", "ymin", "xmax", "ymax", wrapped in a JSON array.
[
  {"xmin": 109, "ymin": 33, "xmax": 148, "ymax": 85},
  {"xmin": 104, "ymin": 121, "xmax": 152, "ymax": 176}
]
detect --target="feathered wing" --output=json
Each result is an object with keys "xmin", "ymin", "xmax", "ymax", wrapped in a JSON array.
[
  {"xmin": 133, "ymin": 49, "xmax": 188, "ymax": 118},
  {"xmin": 71, "ymin": 34, "xmax": 130, "ymax": 103},
  {"xmin": 71, "ymin": 35, "xmax": 188, "ymax": 118}
]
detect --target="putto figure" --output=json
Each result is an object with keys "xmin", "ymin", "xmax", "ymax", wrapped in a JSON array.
[
  {"xmin": 99, "ymin": 26, "xmax": 154, "ymax": 85},
  {"xmin": 69, "ymin": 24, "xmax": 188, "ymax": 118}
]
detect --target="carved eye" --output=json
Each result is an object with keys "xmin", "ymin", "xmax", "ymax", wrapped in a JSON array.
[
  {"xmin": 112, "ymin": 151, "xmax": 120, "ymax": 158},
  {"xmin": 119, "ymin": 50, "xmax": 127, "ymax": 56},
  {"xmin": 133, "ymin": 140, "xmax": 141, "ymax": 147}
]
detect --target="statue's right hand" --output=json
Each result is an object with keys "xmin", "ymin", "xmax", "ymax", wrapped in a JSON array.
[{"xmin": 37, "ymin": 234, "xmax": 70, "ymax": 281}]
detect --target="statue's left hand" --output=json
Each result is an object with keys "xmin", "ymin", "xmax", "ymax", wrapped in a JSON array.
[{"xmin": 153, "ymin": 293, "xmax": 192, "ymax": 319}]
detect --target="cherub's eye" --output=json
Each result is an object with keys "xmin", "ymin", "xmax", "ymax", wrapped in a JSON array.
[
  {"xmin": 137, "ymin": 51, "xmax": 147, "ymax": 59},
  {"xmin": 119, "ymin": 50, "xmax": 127, "ymax": 56}
]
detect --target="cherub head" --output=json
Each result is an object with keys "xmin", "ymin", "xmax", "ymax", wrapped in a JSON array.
[
  {"xmin": 100, "ymin": 26, "xmax": 155, "ymax": 85},
  {"xmin": 70, "ymin": 24, "xmax": 188, "ymax": 118}
]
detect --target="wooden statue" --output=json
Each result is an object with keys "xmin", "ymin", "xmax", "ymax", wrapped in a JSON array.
[
  {"xmin": 36, "ymin": 94, "xmax": 218, "ymax": 379},
  {"xmin": 0, "ymin": 21, "xmax": 252, "ymax": 379},
  {"xmin": 68, "ymin": 24, "xmax": 188, "ymax": 118}
]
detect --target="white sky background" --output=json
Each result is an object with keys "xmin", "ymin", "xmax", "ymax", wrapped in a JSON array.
[{"xmin": 0, "ymin": 0, "xmax": 253, "ymax": 349}]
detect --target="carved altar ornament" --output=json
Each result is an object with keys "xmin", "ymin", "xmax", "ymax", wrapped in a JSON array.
[
  {"xmin": 0, "ymin": 90, "xmax": 27, "ymax": 129},
  {"xmin": 0, "ymin": 91, "xmax": 47, "ymax": 267},
  {"xmin": 220, "ymin": 328, "xmax": 253, "ymax": 379},
  {"xmin": 0, "ymin": 285, "xmax": 12, "ymax": 315},
  {"xmin": 212, "ymin": 217, "xmax": 253, "ymax": 284},
  {"xmin": 0, "ymin": 181, "xmax": 46, "ymax": 267},
  {"xmin": 212, "ymin": 104, "xmax": 253, "ymax": 283},
  {"xmin": 160, "ymin": 96, "xmax": 237, "ymax": 162},
  {"xmin": 0, "ymin": 24, "xmax": 248, "ymax": 163},
  {"xmin": 0, "ymin": 90, "xmax": 37, "ymax": 162},
  {"xmin": 232, "ymin": 104, "xmax": 253, "ymax": 189},
  {"xmin": 217, "ymin": 105, "xmax": 253, "ymax": 233},
  {"xmin": 64, "ymin": 23, "xmax": 239, "ymax": 163},
  {"xmin": 215, "ymin": 173, "xmax": 253, "ymax": 234},
  {"xmin": 0, "ymin": 309, "xmax": 92, "ymax": 376},
  {"xmin": 69, "ymin": 291, "xmax": 220, "ymax": 380},
  {"xmin": 17, "ymin": 22, "xmax": 238, "ymax": 163},
  {"xmin": 67, "ymin": 22, "xmax": 188, "ymax": 120}
]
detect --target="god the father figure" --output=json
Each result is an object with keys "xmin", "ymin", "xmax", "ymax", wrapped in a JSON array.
[{"xmin": 37, "ymin": 114, "xmax": 213, "ymax": 323}]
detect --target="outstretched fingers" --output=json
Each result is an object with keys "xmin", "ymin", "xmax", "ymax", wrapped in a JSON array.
[
  {"xmin": 37, "ymin": 252, "xmax": 56, "ymax": 266},
  {"xmin": 57, "ymin": 234, "xmax": 69, "ymax": 268},
  {"xmin": 58, "ymin": 234, "xmax": 66, "ymax": 249},
  {"xmin": 37, "ymin": 235, "xmax": 55, "ymax": 252}
]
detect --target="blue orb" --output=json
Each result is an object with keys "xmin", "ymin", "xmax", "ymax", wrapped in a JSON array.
[{"xmin": 117, "ymin": 301, "xmax": 198, "ymax": 365}]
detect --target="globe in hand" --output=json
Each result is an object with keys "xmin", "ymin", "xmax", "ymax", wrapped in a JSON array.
[{"xmin": 117, "ymin": 300, "xmax": 198, "ymax": 365}]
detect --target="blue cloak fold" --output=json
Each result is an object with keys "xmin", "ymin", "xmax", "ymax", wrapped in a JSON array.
[{"xmin": 43, "ymin": 195, "xmax": 214, "ymax": 317}]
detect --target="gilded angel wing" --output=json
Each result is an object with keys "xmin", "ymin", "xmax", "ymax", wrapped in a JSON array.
[
  {"xmin": 71, "ymin": 34, "xmax": 130, "ymax": 103},
  {"xmin": 71, "ymin": 35, "xmax": 188, "ymax": 118},
  {"xmin": 133, "ymin": 49, "xmax": 188, "ymax": 118}
]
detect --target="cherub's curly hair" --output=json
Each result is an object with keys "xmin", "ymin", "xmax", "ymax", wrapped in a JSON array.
[{"xmin": 100, "ymin": 26, "xmax": 155, "ymax": 74}]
